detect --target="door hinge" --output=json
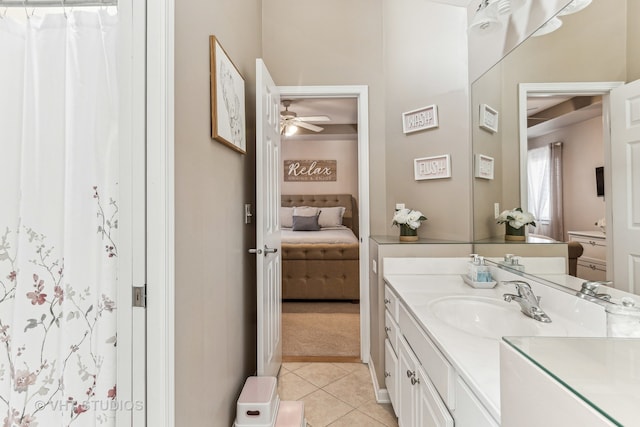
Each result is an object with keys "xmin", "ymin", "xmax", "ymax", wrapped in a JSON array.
[{"xmin": 133, "ymin": 285, "xmax": 147, "ymax": 308}]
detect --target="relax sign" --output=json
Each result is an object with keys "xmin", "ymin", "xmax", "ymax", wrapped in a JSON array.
[{"xmin": 284, "ymin": 160, "xmax": 337, "ymax": 182}]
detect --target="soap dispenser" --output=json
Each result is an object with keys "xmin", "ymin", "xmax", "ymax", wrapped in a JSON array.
[
  {"xmin": 476, "ymin": 256, "xmax": 491, "ymax": 282},
  {"xmin": 468, "ymin": 254, "xmax": 480, "ymax": 281}
]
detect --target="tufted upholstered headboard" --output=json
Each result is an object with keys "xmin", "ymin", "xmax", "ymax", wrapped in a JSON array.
[{"xmin": 281, "ymin": 194, "xmax": 359, "ymax": 238}]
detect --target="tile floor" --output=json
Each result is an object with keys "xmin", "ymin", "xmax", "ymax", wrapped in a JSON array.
[{"xmin": 278, "ymin": 362, "xmax": 398, "ymax": 427}]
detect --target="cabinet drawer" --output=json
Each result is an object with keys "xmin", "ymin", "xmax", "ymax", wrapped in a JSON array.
[
  {"xmin": 577, "ymin": 260, "xmax": 607, "ymax": 282},
  {"xmin": 399, "ymin": 304, "xmax": 456, "ymax": 409},
  {"xmin": 385, "ymin": 310, "xmax": 399, "ymax": 352},
  {"xmin": 454, "ymin": 376, "xmax": 498, "ymax": 427},
  {"xmin": 384, "ymin": 339, "xmax": 398, "ymax": 415},
  {"xmin": 384, "ymin": 285, "xmax": 399, "ymax": 321}
]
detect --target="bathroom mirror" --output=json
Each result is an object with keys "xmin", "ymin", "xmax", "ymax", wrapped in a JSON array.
[{"xmin": 471, "ymin": 0, "xmax": 639, "ymax": 293}]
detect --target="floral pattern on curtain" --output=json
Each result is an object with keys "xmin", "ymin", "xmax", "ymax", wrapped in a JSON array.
[{"xmin": 0, "ymin": 9, "xmax": 119, "ymax": 426}]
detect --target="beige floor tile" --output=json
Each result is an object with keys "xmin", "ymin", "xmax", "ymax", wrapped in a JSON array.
[
  {"xmin": 283, "ymin": 362, "xmax": 310, "ymax": 372},
  {"xmin": 349, "ymin": 363, "xmax": 373, "ymax": 381},
  {"xmin": 328, "ymin": 409, "xmax": 387, "ymax": 426},
  {"xmin": 323, "ymin": 373, "xmax": 376, "ymax": 407},
  {"xmin": 302, "ymin": 389, "xmax": 353, "ymax": 427},
  {"xmin": 294, "ymin": 363, "xmax": 350, "ymax": 388},
  {"xmin": 331, "ymin": 362, "xmax": 365, "ymax": 372},
  {"xmin": 278, "ymin": 371, "xmax": 318, "ymax": 401},
  {"xmin": 357, "ymin": 400, "xmax": 398, "ymax": 427}
]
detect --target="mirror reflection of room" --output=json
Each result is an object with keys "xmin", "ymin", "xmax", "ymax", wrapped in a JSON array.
[
  {"xmin": 279, "ymin": 98, "xmax": 362, "ymax": 362},
  {"xmin": 471, "ymin": 0, "xmax": 640, "ymax": 285}
]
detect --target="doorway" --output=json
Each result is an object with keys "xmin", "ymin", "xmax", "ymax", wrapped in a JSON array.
[
  {"xmin": 278, "ymin": 86, "xmax": 370, "ymax": 363},
  {"xmin": 518, "ymin": 82, "xmax": 622, "ymax": 282}
]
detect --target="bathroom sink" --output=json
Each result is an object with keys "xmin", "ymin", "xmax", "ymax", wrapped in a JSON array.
[{"xmin": 423, "ymin": 296, "xmax": 566, "ymax": 340}]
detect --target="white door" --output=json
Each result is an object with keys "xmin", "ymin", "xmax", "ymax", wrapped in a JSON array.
[
  {"xmin": 611, "ymin": 78, "xmax": 640, "ymax": 294},
  {"xmin": 255, "ymin": 59, "xmax": 282, "ymax": 376}
]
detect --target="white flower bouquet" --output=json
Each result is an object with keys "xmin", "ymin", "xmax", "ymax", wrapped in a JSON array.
[
  {"xmin": 393, "ymin": 208, "xmax": 427, "ymax": 230},
  {"xmin": 496, "ymin": 208, "xmax": 536, "ymax": 229}
]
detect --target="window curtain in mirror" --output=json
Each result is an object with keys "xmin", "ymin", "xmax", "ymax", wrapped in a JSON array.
[
  {"xmin": 548, "ymin": 142, "xmax": 564, "ymax": 241},
  {"xmin": 527, "ymin": 143, "xmax": 564, "ymax": 241},
  {"xmin": 0, "ymin": 10, "xmax": 119, "ymax": 426}
]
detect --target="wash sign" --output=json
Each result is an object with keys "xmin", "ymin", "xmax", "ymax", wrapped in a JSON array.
[{"xmin": 284, "ymin": 160, "xmax": 337, "ymax": 182}]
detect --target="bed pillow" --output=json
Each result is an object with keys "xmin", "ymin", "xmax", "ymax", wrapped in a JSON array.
[
  {"xmin": 293, "ymin": 206, "xmax": 320, "ymax": 217},
  {"xmin": 280, "ymin": 207, "xmax": 294, "ymax": 228},
  {"xmin": 292, "ymin": 214, "xmax": 321, "ymax": 231},
  {"xmin": 318, "ymin": 206, "xmax": 346, "ymax": 228}
]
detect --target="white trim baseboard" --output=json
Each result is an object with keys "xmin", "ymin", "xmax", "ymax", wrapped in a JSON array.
[{"xmin": 367, "ymin": 355, "xmax": 391, "ymax": 403}]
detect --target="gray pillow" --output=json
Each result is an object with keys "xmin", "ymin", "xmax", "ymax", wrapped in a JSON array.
[{"xmin": 292, "ymin": 214, "xmax": 321, "ymax": 231}]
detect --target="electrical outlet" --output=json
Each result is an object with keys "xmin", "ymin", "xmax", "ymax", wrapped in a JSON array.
[{"xmin": 494, "ymin": 203, "xmax": 500, "ymax": 219}]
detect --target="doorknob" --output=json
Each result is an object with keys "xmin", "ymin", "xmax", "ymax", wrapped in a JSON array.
[
  {"xmin": 248, "ymin": 248, "xmax": 263, "ymax": 255},
  {"xmin": 264, "ymin": 246, "xmax": 278, "ymax": 254}
]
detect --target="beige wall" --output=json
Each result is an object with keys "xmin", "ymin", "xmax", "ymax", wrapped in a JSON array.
[
  {"xmin": 628, "ymin": 0, "xmax": 640, "ymax": 81},
  {"xmin": 383, "ymin": 0, "xmax": 470, "ymax": 241},
  {"xmin": 281, "ymin": 138, "xmax": 358, "ymax": 200},
  {"xmin": 175, "ymin": 1, "xmax": 261, "ymax": 425},
  {"xmin": 263, "ymin": 0, "xmax": 470, "ymax": 240},
  {"xmin": 262, "ymin": 0, "xmax": 387, "ymax": 234},
  {"xmin": 529, "ymin": 116, "xmax": 605, "ymax": 240}
]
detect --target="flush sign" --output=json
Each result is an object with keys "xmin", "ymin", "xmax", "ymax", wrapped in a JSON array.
[{"xmin": 414, "ymin": 155, "xmax": 451, "ymax": 180}]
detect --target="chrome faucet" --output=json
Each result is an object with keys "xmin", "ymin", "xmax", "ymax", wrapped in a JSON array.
[
  {"xmin": 576, "ymin": 281, "xmax": 612, "ymax": 302},
  {"xmin": 502, "ymin": 280, "xmax": 552, "ymax": 323}
]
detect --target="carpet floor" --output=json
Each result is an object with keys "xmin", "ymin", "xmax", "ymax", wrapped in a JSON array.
[{"xmin": 282, "ymin": 302, "xmax": 360, "ymax": 358}]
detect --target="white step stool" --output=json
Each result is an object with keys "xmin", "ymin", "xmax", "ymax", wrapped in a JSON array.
[{"xmin": 234, "ymin": 376, "xmax": 305, "ymax": 427}]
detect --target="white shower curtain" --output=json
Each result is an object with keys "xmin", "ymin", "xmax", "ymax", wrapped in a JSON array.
[{"xmin": 0, "ymin": 9, "xmax": 119, "ymax": 426}]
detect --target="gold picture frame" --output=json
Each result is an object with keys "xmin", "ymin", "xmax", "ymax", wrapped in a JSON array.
[{"xmin": 210, "ymin": 36, "xmax": 246, "ymax": 154}]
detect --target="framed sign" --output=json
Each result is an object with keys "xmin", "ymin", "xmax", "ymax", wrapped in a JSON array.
[
  {"xmin": 414, "ymin": 155, "xmax": 451, "ymax": 180},
  {"xmin": 475, "ymin": 154, "xmax": 495, "ymax": 180},
  {"xmin": 402, "ymin": 105, "xmax": 439, "ymax": 134},
  {"xmin": 479, "ymin": 104, "xmax": 499, "ymax": 133},
  {"xmin": 284, "ymin": 160, "xmax": 337, "ymax": 182},
  {"xmin": 210, "ymin": 35, "xmax": 246, "ymax": 154}
]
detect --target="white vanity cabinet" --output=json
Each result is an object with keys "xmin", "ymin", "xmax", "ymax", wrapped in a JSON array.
[
  {"xmin": 568, "ymin": 231, "xmax": 607, "ymax": 281},
  {"xmin": 384, "ymin": 283, "xmax": 498, "ymax": 427}
]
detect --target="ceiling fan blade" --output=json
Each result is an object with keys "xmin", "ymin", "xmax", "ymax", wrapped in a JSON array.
[
  {"xmin": 295, "ymin": 121, "xmax": 324, "ymax": 132},
  {"xmin": 296, "ymin": 115, "xmax": 331, "ymax": 122}
]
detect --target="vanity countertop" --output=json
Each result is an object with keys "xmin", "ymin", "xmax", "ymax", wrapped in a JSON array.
[
  {"xmin": 383, "ymin": 259, "xmax": 606, "ymax": 423},
  {"xmin": 503, "ymin": 336, "xmax": 640, "ymax": 427}
]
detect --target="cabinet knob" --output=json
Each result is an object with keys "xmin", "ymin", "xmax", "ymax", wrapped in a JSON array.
[
  {"xmin": 385, "ymin": 326, "xmax": 391, "ymax": 333},
  {"xmin": 406, "ymin": 369, "xmax": 415, "ymax": 378},
  {"xmin": 589, "ymin": 264, "xmax": 597, "ymax": 270},
  {"xmin": 411, "ymin": 377, "xmax": 420, "ymax": 386},
  {"xmin": 384, "ymin": 298, "xmax": 391, "ymax": 305},
  {"xmin": 385, "ymin": 371, "xmax": 391, "ymax": 378},
  {"xmin": 589, "ymin": 240, "xmax": 596, "ymax": 246}
]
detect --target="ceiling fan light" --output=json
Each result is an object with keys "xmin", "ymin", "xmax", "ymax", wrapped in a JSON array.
[
  {"xmin": 469, "ymin": 1, "xmax": 500, "ymax": 34},
  {"xmin": 557, "ymin": 0, "xmax": 592, "ymax": 16},
  {"xmin": 284, "ymin": 124, "xmax": 298, "ymax": 137}
]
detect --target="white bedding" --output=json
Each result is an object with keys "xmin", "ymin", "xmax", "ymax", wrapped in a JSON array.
[{"xmin": 281, "ymin": 227, "xmax": 359, "ymax": 245}]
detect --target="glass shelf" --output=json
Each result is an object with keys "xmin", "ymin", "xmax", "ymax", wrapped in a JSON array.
[{"xmin": 503, "ymin": 336, "xmax": 640, "ymax": 427}]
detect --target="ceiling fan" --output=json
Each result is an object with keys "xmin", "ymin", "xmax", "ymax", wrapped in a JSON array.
[{"xmin": 280, "ymin": 100, "xmax": 330, "ymax": 136}]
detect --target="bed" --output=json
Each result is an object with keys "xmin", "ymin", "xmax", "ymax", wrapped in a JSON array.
[{"xmin": 281, "ymin": 194, "xmax": 360, "ymax": 301}]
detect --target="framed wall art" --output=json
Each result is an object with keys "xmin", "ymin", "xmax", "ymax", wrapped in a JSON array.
[
  {"xmin": 475, "ymin": 154, "xmax": 495, "ymax": 180},
  {"xmin": 210, "ymin": 35, "xmax": 246, "ymax": 154},
  {"xmin": 479, "ymin": 103, "xmax": 499, "ymax": 133},
  {"xmin": 414, "ymin": 155, "xmax": 451, "ymax": 180},
  {"xmin": 402, "ymin": 105, "xmax": 439, "ymax": 134}
]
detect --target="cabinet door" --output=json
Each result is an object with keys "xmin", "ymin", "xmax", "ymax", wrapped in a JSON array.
[
  {"xmin": 417, "ymin": 366, "xmax": 454, "ymax": 427},
  {"xmin": 398, "ymin": 336, "xmax": 418, "ymax": 427},
  {"xmin": 385, "ymin": 339, "xmax": 399, "ymax": 415}
]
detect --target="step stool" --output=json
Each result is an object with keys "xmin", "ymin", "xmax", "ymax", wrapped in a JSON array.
[{"xmin": 234, "ymin": 376, "xmax": 305, "ymax": 427}]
